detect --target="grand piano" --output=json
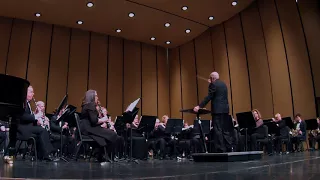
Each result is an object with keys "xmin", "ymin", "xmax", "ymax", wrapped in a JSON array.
[{"xmin": 0, "ymin": 74, "xmax": 30, "ymax": 162}]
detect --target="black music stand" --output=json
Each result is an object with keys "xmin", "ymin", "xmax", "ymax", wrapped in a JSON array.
[
  {"xmin": 56, "ymin": 104, "xmax": 76, "ymax": 162},
  {"xmin": 165, "ymin": 118, "xmax": 184, "ymax": 135},
  {"xmin": 180, "ymin": 108, "xmax": 211, "ymax": 153},
  {"xmin": 305, "ymin": 119, "xmax": 318, "ymax": 130},
  {"xmin": 138, "ymin": 115, "xmax": 156, "ymax": 139},
  {"xmin": 283, "ymin": 117, "xmax": 294, "ymax": 129},
  {"xmin": 122, "ymin": 98, "xmax": 140, "ymax": 164},
  {"xmin": 193, "ymin": 120, "xmax": 210, "ymax": 134},
  {"xmin": 236, "ymin": 111, "xmax": 256, "ymax": 151},
  {"xmin": 54, "ymin": 94, "xmax": 68, "ymax": 116}
]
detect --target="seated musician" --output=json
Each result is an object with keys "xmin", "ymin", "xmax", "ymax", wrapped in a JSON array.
[
  {"xmin": 272, "ymin": 113, "xmax": 289, "ymax": 154},
  {"xmin": 249, "ymin": 109, "xmax": 266, "ymax": 151},
  {"xmin": 34, "ymin": 101, "xmax": 51, "ymax": 132},
  {"xmin": 177, "ymin": 122, "xmax": 192, "ymax": 157},
  {"xmin": 17, "ymin": 86, "xmax": 53, "ymax": 161},
  {"xmin": 290, "ymin": 113, "xmax": 306, "ymax": 152},
  {"xmin": 147, "ymin": 119, "xmax": 160, "ymax": 158},
  {"xmin": 100, "ymin": 107, "xmax": 124, "ymax": 159},
  {"xmin": 308, "ymin": 117, "xmax": 320, "ymax": 150},
  {"xmin": 80, "ymin": 90, "xmax": 118, "ymax": 162},
  {"xmin": 0, "ymin": 121, "xmax": 7, "ymax": 151}
]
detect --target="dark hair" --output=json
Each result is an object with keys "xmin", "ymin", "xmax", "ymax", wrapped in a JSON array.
[
  {"xmin": 294, "ymin": 113, "xmax": 302, "ymax": 118},
  {"xmin": 82, "ymin": 90, "xmax": 96, "ymax": 106}
]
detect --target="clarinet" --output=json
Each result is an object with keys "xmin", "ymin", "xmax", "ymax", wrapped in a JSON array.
[{"xmin": 97, "ymin": 101, "xmax": 111, "ymax": 128}]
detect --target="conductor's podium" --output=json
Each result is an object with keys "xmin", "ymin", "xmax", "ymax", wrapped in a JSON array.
[{"xmin": 192, "ymin": 151, "xmax": 264, "ymax": 162}]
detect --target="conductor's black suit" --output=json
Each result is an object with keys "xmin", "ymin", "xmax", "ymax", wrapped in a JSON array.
[{"xmin": 199, "ymin": 79, "xmax": 232, "ymax": 152}]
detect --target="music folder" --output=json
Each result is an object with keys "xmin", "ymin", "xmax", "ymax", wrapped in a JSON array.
[
  {"xmin": 283, "ymin": 117, "xmax": 294, "ymax": 129},
  {"xmin": 125, "ymin": 98, "xmax": 140, "ymax": 112}
]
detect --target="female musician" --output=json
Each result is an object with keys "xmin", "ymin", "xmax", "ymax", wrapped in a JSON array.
[
  {"xmin": 81, "ymin": 90, "xmax": 118, "ymax": 162},
  {"xmin": 34, "ymin": 101, "xmax": 50, "ymax": 132},
  {"xmin": 249, "ymin": 109, "xmax": 266, "ymax": 151}
]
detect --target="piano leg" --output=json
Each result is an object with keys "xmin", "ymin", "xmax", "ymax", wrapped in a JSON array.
[{"xmin": 4, "ymin": 117, "xmax": 17, "ymax": 164}]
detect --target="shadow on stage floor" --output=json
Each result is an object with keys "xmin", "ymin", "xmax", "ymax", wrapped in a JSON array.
[{"xmin": 1, "ymin": 151, "xmax": 320, "ymax": 180}]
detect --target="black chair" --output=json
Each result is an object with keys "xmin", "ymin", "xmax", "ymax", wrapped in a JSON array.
[
  {"xmin": 280, "ymin": 126, "xmax": 291, "ymax": 153},
  {"xmin": 15, "ymin": 135, "xmax": 37, "ymax": 161},
  {"xmin": 256, "ymin": 125, "xmax": 270, "ymax": 152},
  {"xmin": 73, "ymin": 113, "xmax": 107, "ymax": 161}
]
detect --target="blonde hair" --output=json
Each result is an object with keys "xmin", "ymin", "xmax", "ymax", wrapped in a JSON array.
[{"xmin": 252, "ymin": 109, "xmax": 262, "ymax": 119}]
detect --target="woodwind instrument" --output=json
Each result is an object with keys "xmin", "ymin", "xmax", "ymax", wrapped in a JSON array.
[
  {"xmin": 97, "ymin": 100, "xmax": 111, "ymax": 128},
  {"xmin": 310, "ymin": 129, "xmax": 320, "ymax": 137}
]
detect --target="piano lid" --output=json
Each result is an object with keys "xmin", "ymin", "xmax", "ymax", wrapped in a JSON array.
[{"xmin": 0, "ymin": 74, "xmax": 30, "ymax": 120}]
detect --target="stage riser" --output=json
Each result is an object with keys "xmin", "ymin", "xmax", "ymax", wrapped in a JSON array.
[{"xmin": 192, "ymin": 151, "xmax": 263, "ymax": 162}]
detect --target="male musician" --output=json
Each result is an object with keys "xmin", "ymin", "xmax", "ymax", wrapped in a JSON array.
[
  {"xmin": 308, "ymin": 117, "xmax": 320, "ymax": 150},
  {"xmin": 194, "ymin": 72, "xmax": 231, "ymax": 152},
  {"xmin": 18, "ymin": 86, "xmax": 53, "ymax": 161},
  {"xmin": 291, "ymin": 113, "xmax": 306, "ymax": 152},
  {"xmin": 0, "ymin": 121, "xmax": 7, "ymax": 150},
  {"xmin": 272, "ymin": 113, "xmax": 289, "ymax": 154}
]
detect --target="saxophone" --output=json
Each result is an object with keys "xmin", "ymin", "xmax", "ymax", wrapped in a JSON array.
[{"xmin": 310, "ymin": 129, "xmax": 320, "ymax": 137}]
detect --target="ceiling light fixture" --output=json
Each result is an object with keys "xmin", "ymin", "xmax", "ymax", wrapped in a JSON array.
[
  {"xmin": 151, "ymin": 37, "xmax": 156, "ymax": 41},
  {"xmin": 165, "ymin": 23, "xmax": 171, "ymax": 27},
  {"xmin": 35, "ymin": 13, "xmax": 41, "ymax": 17},
  {"xmin": 182, "ymin": 6, "xmax": 188, "ymax": 11},
  {"xmin": 128, "ymin": 12, "xmax": 135, "ymax": 17},
  {"xmin": 185, "ymin": 29, "xmax": 191, "ymax": 33},
  {"xmin": 116, "ymin": 29, "xmax": 121, "ymax": 33},
  {"xmin": 166, "ymin": 41, "xmax": 171, "ymax": 44},
  {"xmin": 232, "ymin": 1, "xmax": 238, "ymax": 6},
  {"xmin": 77, "ymin": 20, "xmax": 83, "ymax": 25},
  {"xmin": 209, "ymin": 16, "xmax": 214, "ymax": 20},
  {"xmin": 87, "ymin": 2, "xmax": 94, "ymax": 8}
]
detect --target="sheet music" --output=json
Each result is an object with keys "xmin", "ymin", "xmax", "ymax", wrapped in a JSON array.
[{"xmin": 125, "ymin": 98, "xmax": 140, "ymax": 112}]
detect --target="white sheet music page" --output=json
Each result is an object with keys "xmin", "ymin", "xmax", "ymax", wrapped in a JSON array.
[{"xmin": 125, "ymin": 98, "xmax": 140, "ymax": 112}]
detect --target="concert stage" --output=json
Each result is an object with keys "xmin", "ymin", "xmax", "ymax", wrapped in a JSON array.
[
  {"xmin": 1, "ymin": 151, "xmax": 320, "ymax": 179},
  {"xmin": 192, "ymin": 151, "xmax": 264, "ymax": 162}
]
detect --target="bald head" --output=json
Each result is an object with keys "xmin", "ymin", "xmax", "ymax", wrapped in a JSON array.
[{"xmin": 210, "ymin": 72, "xmax": 219, "ymax": 81}]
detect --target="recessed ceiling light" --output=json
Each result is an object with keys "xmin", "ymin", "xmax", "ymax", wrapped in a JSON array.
[
  {"xmin": 185, "ymin": 29, "xmax": 191, "ymax": 33},
  {"xmin": 77, "ymin": 20, "xmax": 83, "ymax": 25},
  {"xmin": 116, "ymin": 29, "xmax": 121, "ymax": 33},
  {"xmin": 35, "ymin": 13, "xmax": 41, "ymax": 17},
  {"xmin": 232, "ymin": 1, "xmax": 238, "ymax": 6},
  {"xmin": 166, "ymin": 41, "xmax": 171, "ymax": 44},
  {"xmin": 128, "ymin": 12, "xmax": 135, "ymax": 17},
  {"xmin": 87, "ymin": 2, "xmax": 94, "ymax": 8},
  {"xmin": 209, "ymin": 16, "xmax": 214, "ymax": 20},
  {"xmin": 182, "ymin": 6, "xmax": 188, "ymax": 11},
  {"xmin": 151, "ymin": 37, "xmax": 156, "ymax": 41},
  {"xmin": 165, "ymin": 23, "xmax": 171, "ymax": 27}
]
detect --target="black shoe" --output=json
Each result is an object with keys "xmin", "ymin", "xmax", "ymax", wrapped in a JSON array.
[{"xmin": 43, "ymin": 157, "xmax": 53, "ymax": 162}]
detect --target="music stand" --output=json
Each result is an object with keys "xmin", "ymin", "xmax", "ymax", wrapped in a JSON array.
[
  {"xmin": 283, "ymin": 117, "xmax": 294, "ymax": 129},
  {"xmin": 56, "ymin": 104, "xmax": 76, "ymax": 162},
  {"xmin": 305, "ymin": 119, "xmax": 318, "ymax": 130},
  {"xmin": 180, "ymin": 108, "xmax": 211, "ymax": 153},
  {"xmin": 264, "ymin": 121, "xmax": 279, "ymax": 135},
  {"xmin": 54, "ymin": 95, "xmax": 68, "ymax": 116},
  {"xmin": 193, "ymin": 120, "xmax": 210, "ymax": 134},
  {"xmin": 122, "ymin": 98, "xmax": 140, "ymax": 164},
  {"xmin": 138, "ymin": 116, "xmax": 156, "ymax": 138},
  {"xmin": 165, "ymin": 119, "xmax": 184, "ymax": 135},
  {"xmin": 236, "ymin": 111, "xmax": 256, "ymax": 151}
]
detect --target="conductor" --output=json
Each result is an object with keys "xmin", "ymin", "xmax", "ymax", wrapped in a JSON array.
[{"xmin": 193, "ymin": 72, "xmax": 231, "ymax": 153}]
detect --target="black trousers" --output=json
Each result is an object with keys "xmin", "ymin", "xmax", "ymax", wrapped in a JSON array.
[
  {"xmin": 18, "ymin": 125, "xmax": 53, "ymax": 159},
  {"xmin": 309, "ymin": 135, "xmax": 320, "ymax": 149},
  {"xmin": 212, "ymin": 113, "xmax": 233, "ymax": 152}
]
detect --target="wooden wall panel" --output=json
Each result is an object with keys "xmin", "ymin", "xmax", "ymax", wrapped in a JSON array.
[
  {"xmin": 224, "ymin": 15, "xmax": 251, "ymax": 115},
  {"xmin": 67, "ymin": 29, "xmax": 90, "ymax": 109},
  {"xmin": 27, "ymin": 22, "xmax": 52, "ymax": 104},
  {"xmin": 180, "ymin": 41, "xmax": 198, "ymax": 124},
  {"xmin": 258, "ymin": 0, "xmax": 293, "ymax": 117},
  {"xmin": 6, "ymin": 19, "xmax": 32, "ymax": 79},
  {"xmin": 46, "ymin": 26, "xmax": 70, "ymax": 113},
  {"xmin": 157, "ymin": 47, "xmax": 170, "ymax": 118},
  {"xmin": 299, "ymin": 0, "xmax": 320, "ymax": 98},
  {"xmin": 195, "ymin": 30, "xmax": 214, "ymax": 120},
  {"xmin": 241, "ymin": 3, "xmax": 274, "ymax": 118},
  {"xmin": 107, "ymin": 37, "xmax": 123, "ymax": 116},
  {"xmin": 0, "ymin": 17, "xmax": 12, "ymax": 74},
  {"xmin": 142, "ymin": 43, "xmax": 157, "ymax": 116},
  {"xmin": 169, "ymin": 48, "xmax": 182, "ymax": 119},
  {"xmin": 275, "ymin": 0, "xmax": 316, "ymax": 119},
  {"xmin": 88, "ymin": 33, "xmax": 108, "ymax": 107},
  {"xmin": 123, "ymin": 40, "xmax": 141, "ymax": 116},
  {"xmin": 211, "ymin": 24, "xmax": 233, "ymax": 116}
]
